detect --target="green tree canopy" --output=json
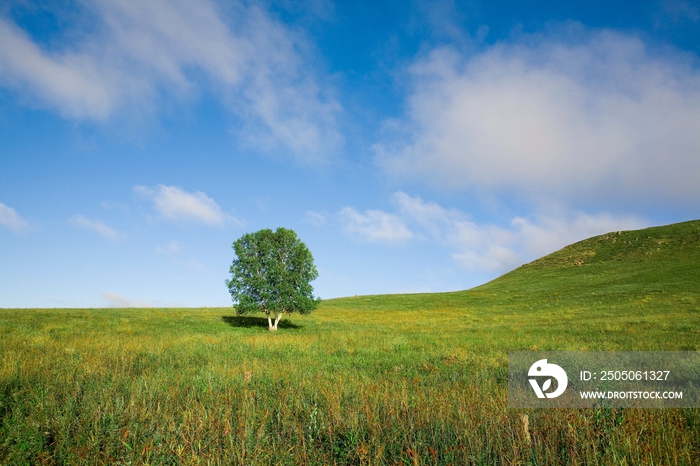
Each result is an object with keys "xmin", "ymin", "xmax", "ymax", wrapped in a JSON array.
[{"xmin": 226, "ymin": 227, "xmax": 319, "ymax": 331}]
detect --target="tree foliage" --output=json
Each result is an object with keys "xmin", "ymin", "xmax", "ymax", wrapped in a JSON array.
[{"xmin": 226, "ymin": 228, "xmax": 319, "ymax": 330}]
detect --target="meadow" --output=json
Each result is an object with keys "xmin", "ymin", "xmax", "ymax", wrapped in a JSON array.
[{"xmin": 1, "ymin": 220, "xmax": 699, "ymax": 464}]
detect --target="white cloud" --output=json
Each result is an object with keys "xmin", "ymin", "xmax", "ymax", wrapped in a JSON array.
[
  {"xmin": 0, "ymin": 17, "xmax": 117, "ymax": 120},
  {"xmin": 156, "ymin": 240, "xmax": 181, "ymax": 255},
  {"xmin": 186, "ymin": 259, "xmax": 207, "ymax": 272},
  {"xmin": 101, "ymin": 292, "xmax": 152, "ymax": 307},
  {"xmin": 661, "ymin": 0, "xmax": 700, "ymax": 22},
  {"xmin": 393, "ymin": 192, "xmax": 648, "ymax": 272},
  {"xmin": 0, "ymin": 0, "xmax": 341, "ymax": 162},
  {"xmin": 393, "ymin": 192, "xmax": 520, "ymax": 270},
  {"xmin": 305, "ymin": 210, "xmax": 327, "ymax": 226},
  {"xmin": 70, "ymin": 214, "xmax": 125, "ymax": 240},
  {"xmin": 508, "ymin": 212, "xmax": 648, "ymax": 260},
  {"xmin": 338, "ymin": 206, "xmax": 413, "ymax": 243},
  {"xmin": 135, "ymin": 184, "xmax": 235, "ymax": 226},
  {"xmin": 0, "ymin": 202, "xmax": 29, "ymax": 233},
  {"xmin": 377, "ymin": 28, "xmax": 700, "ymax": 204},
  {"xmin": 101, "ymin": 200, "xmax": 129, "ymax": 213}
]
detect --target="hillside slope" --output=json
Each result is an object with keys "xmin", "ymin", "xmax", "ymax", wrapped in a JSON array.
[
  {"xmin": 323, "ymin": 219, "xmax": 700, "ymax": 350},
  {"xmin": 473, "ymin": 218, "xmax": 700, "ymax": 307},
  {"xmin": 330, "ymin": 219, "xmax": 700, "ymax": 305}
]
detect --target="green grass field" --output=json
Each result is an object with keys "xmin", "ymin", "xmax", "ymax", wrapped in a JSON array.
[{"xmin": 1, "ymin": 220, "xmax": 699, "ymax": 464}]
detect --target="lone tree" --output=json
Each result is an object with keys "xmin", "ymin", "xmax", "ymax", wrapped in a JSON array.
[{"xmin": 226, "ymin": 227, "xmax": 320, "ymax": 331}]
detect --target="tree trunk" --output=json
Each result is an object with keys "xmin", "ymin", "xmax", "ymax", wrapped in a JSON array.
[
  {"xmin": 272, "ymin": 312, "xmax": 284, "ymax": 331},
  {"xmin": 267, "ymin": 315, "xmax": 276, "ymax": 331}
]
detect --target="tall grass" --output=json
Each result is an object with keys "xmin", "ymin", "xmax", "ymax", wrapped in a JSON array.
[{"xmin": 1, "ymin": 220, "xmax": 699, "ymax": 464}]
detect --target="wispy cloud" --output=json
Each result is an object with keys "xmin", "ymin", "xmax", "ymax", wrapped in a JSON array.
[
  {"xmin": 0, "ymin": 202, "xmax": 29, "ymax": 233},
  {"xmin": 661, "ymin": 0, "xmax": 700, "ymax": 23},
  {"xmin": 134, "ymin": 184, "xmax": 240, "ymax": 227},
  {"xmin": 0, "ymin": 16, "xmax": 117, "ymax": 120},
  {"xmin": 70, "ymin": 215, "xmax": 125, "ymax": 240},
  {"xmin": 101, "ymin": 200, "xmax": 129, "ymax": 213},
  {"xmin": 338, "ymin": 206, "xmax": 413, "ymax": 243},
  {"xmin": 156, "ymin": 240, "xmax": 181, "ymax": 255},
  {"xmin": 102, "ymin": 292, "xmax": 151, "ymax": 308},
  {"xmin": 305, "ymin": 210, "xmax": 327, "ymax": 226},
  {"xmin": 377, "ymin": 27, "xmax": 700, "ymax": 205},
  {"xmin": 0, "ymin": 0, "xmax": 341, "ymax": 162},
  {"xmin": 389, "ymin": 192, "xmax": 648, "ymax": 272}
]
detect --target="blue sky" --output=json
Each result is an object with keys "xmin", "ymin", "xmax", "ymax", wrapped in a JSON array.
[{"xmin": 1, "ymin": 0, "xmax": 699, "ymax": 308}]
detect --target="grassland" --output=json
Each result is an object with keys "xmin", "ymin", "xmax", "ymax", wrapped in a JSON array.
[{"xmin": 1, "ymin": 220, "xmax": 699, "ymax": 464}]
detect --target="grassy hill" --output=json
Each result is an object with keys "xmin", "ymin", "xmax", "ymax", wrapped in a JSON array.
[
  {"xmin": 322, "ymin": 219, "xmax": 700, "ymax": 351},
  {"xmin": 0, "ymin": 220, "xmax": 698, "ymax": 464}
]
